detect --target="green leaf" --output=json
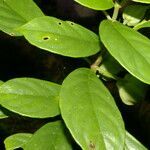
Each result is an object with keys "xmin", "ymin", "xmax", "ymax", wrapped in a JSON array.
[
  {"xmin": 100, "ymin": 20, "xmax": 150, "ymax": 84},
  {"xmin": 125, "ymin": 131, "xmax": 148, "ymax": 150},
  {"xmin": 0, "ymin": 78, "xmax": 60, "ymax": 118},
  {"xmin": 24, "ymin": 121, "xmax": 72, "ymax": 150},
  {"xmin": 4, "ymin": 133, "xmax": 32, "ymax": 150},
  {"xmin": 0, "ymin": 80, "xmax": 4, "ymax": 85},
  {"xmin": 117, "ymin": 74, "xmax": 148, "ymax": 105},
  {"xmin": 134, "ymin": 20, "xmax": 150, "ymax": 30},
  {"xmin": 123, "ymin": 5, "xmax": 149, "ymax": 26},
  {"xmin": 60, "ymin": 68, "xmax": 125, "ymax": 150},
  {"xmin": 0, "ymin": 80, "xmax": 8, "ymax": 119},
  {"xmin": 75, "ymin": 0, "xmax": 114, "ymax": 10},
  {"xmin": 18, "ymin": 16, "xmax": 100, "ymax": 58},
  {"xmin": 0, "ymin": 0, "xmax": 44, "ymax": 36},
  {"xmin": 132, "ymin": 0, "xmax": 150, "ymax": 4}
]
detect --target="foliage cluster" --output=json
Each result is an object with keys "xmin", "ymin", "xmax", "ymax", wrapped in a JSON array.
[{"xmin": 0, "ymin": 0, "xmax": 150, "ymax": 149}]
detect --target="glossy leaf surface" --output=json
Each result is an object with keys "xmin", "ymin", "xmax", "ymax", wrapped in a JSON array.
[
  {"xmin": 132, "ymin": 0, "xmax": 150, "ymax": 4},
  {"xmin": 4, "ymin": 133, "xmax": 32, "ymax": 150},
  {"xmin": 0, "ymin": 0, "xmax": 44, "ymax": 36},
  {"xmin": 100, "ymin": 20, "xmax": 150, "ymax": 84},
  {"xmin": 0, "ymin": 81, "xmax": 8, "ymax": 119},
  {"xmin": 60, "ymin": 68, "xmax": 125, "ymax": 150},
  {"xmin": 125, "ymin": 132, "xmax": 148, "ymax": 150},
  {"xmin": 75, "ymin": 0, "xmax": 114, "ymax": 10},
  {"xmin": 0, "ymin": 78, "xmax": 60, "ymax": 118},
  {"xmin": 18, "ymin": 16, "xmax": 100, "ymax": 58},
  {"xmin": 117, "ymin": 74, "xmax": 148, "ymax": 105},
  {"xmin": 24, "ymin": 121, "xmax": 72, "ymax": 150}
]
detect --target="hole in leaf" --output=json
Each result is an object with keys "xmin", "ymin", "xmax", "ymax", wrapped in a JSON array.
[
  {"xmin": 71, "ymin": 22, "xmax": 74, "ymax": 25},
  {"xmin": 89, "ymin": 141, "xmax": 95, "ymax": 149},
  {"xmin": 58, "ymin": 22, "xmax": 62, "ymax": 25},
  {"xmin": 43, "ymin": 36, "xmax": 50, "ymax": 40},
  {"xmin": 10, "ymin": 33, "xmax": 15, "ymax": 36}
]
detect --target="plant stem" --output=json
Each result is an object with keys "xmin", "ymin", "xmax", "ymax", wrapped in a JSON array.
[
  {"xmin": 133, "ymin": 20, "xmax": 147, "ymax": 30},
  {"xmin": 112, "ymin": 2, "xmax": 121, "ymax": 21},
  {"xmin": 102, "ymin": 11, "xmax": 112, "ymax": 20},
  {"xmin": 91, "ymin": 55, "xmax": 103, "ymax": 73}
]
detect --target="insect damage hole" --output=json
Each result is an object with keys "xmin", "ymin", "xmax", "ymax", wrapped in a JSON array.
[
  {"xmin": 58, "ymin": 22, "xmax": 62, "ymax": 25},
  {"xmin": 89, "ymin": 141, "xmax": 95, "ymax": 149},
  {"xmin": 10, "ymin": 33, "xmax": 15, "ymax": 36},
  {"xmin": 42, "ymin": 36, "xmax": 50, "ymax": 41}
]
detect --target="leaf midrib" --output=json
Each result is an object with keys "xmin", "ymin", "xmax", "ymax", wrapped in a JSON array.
[{"xmin": 86, "ymin": 73, "xmax": 106, "ymax": 150}]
